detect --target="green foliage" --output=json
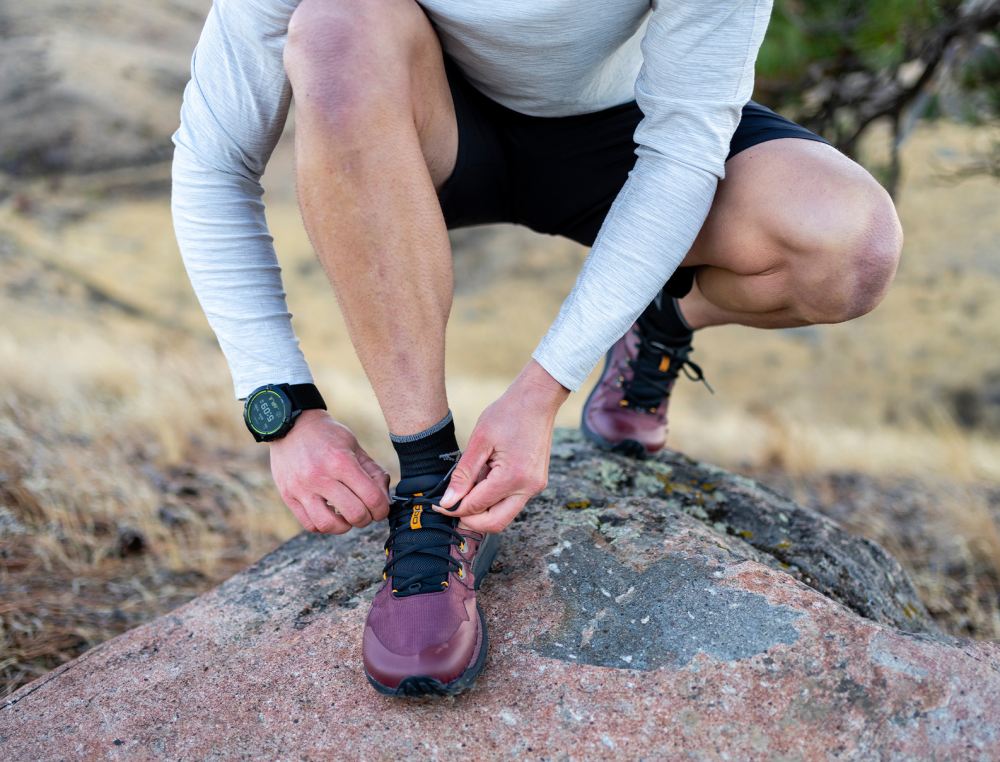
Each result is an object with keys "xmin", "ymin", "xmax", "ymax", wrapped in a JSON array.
[
  {"xmin": 755, "ymin": 0, "xmax": 1000, "ymax": 189},
  {"xmin": 959, "ymin": 41, "xmax": 1000, "ymax": 114},
  {"xmin": 758, "ymin": 0, "xmax": 958, "ymax": 88}
]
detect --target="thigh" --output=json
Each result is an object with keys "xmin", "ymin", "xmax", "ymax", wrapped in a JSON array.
[
  {"xmin": 507, "ymin": 99, "xmax": 834, "ymax": 297},
  {"xmin": 511, "ymin": 100, "xmax": 831, "ymax": 247},
  {"xmin": 684, "ymin": 136, "xmax": 881, "ymax": 274},
  {"xmin": 436, "ymin": 83, "xmax": 843, "ymax": 281}
]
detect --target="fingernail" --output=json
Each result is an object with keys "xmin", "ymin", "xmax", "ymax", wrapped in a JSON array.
[{"xmin": 441, "ymin": 488, "xmax": 456, "ymax": 507}]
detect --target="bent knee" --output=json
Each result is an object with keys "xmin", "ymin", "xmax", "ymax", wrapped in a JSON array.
[
  {"xmin": 795, "ymin": 180, "xmax": 903, "ymax": 324},
  {"xmin": 844, "ymin": 189, "xmax": 902, "ymax": 319},
  {"xmin": 284, "ymin": 0, "xmax": 427, "ymax": 126},
  {"xmin": 285, "ymin": 0, "xmax": 364, "ymax": 75}
]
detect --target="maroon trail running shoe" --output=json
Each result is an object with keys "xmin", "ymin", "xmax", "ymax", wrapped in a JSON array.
[
  {"xmin": 363, "ymin": 468, "xmax": 500, "ymax": 697},
  {"xmin": 581, "ymin": 322, "xmax": 711, "ymax": 458}
]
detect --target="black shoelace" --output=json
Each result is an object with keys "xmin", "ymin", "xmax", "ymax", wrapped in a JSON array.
[
  {"xmin": 621, "ymin": 337, "xmax": 713, "ymax": 412},
  {"xmin": 382, "ymin": 492, "xmax": 464, "ymax": 597}
]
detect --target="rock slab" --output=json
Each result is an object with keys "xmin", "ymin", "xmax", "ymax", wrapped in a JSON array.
[{"xmin": 2, "ymin": 431, "xmax": 999, "ymax": 760}]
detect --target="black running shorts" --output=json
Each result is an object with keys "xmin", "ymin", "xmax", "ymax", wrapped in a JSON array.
[{"xmin": 437, "ymin": 58, "xmax": 830, "ymax": 298}]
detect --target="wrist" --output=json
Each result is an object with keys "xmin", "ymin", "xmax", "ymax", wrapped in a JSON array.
[
  {"xmin": 512, "ymin": 359, "xmax": 570, "ymax": 412},
  {"xmin": 273, "ymin": 407, "xmax": 328, "ymax": 437},
  {"xmin": 243, "ymin": 382, "xmax": 326, "ymax": 442}
]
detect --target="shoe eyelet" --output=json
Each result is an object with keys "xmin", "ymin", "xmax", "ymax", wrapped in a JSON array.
[
  {"xmin": 384, "ymin": 548, "xmax": 389, "ymax": 557},
  {"xmin": 382, "ymin": 571, "xmax": 387, "ymax": 581},
  {"xmin": 457, "ymin": 564, "xmax": 465, "ymax": 579},
  {"xmin": 459, "ymin": 540, "xmax": 466, "ymax": 553}
]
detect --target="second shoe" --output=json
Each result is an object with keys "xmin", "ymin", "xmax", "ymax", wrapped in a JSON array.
[{"xmin": 581, "ymin": 321, "xmax": 710, "ymax": 457}]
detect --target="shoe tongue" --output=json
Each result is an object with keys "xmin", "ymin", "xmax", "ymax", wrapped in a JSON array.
[
  {"xmin": 395, "ymin": 472, "xmax": 447, "ymax": 496},
  {"xmin": 389, "ymin": 472, "xmax": 457, "ymax": 596}
]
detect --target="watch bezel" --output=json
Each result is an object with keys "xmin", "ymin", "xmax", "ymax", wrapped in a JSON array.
[{"xmin": 244, "ymin": 384, "xmax": 296, "ymax": 442}]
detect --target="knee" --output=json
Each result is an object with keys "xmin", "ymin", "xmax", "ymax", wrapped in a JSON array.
[
  {"xmin": 794, "ymin": 180, "xmax": 903, "ymax": 324},
  {"xmin": 283, "ymin": 0, "xmax": 422, "ymax": 131},
  {"xmin": 849, "ymin": 189, "xmax": 903, "ymax": 319}
]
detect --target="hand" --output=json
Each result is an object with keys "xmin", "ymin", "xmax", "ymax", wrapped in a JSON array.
[
  {"xmin": 270, "ymin": 409, "xmax": 391, "ymax": 534},
  {"xmin": 436, "ymin": 360, "xmax": 569, "ymax": 533}
]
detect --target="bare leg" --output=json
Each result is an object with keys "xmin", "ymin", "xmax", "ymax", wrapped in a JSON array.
[
  {"xmin": 284, "ymin": 0, "xmax": 458, "ymax": 435},
  {"xmin": 677, "ymin": 139, "xmax": 903, "ymax": 330}
]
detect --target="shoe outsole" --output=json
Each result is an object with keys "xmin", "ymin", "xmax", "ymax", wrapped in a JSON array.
[
  {"xmin": 365, "ymin": 533, "xmax": 501, "ymax": 698},
  {"xmin": 579, "ymin": 344, "xmax": 655, "ymax": 461}
]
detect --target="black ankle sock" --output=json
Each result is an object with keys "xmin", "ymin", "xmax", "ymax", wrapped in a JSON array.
[
  {"xmin": 638, "ymin": 290, "xmax": 693, "ymax": 347},
  {"xmin": 390, "ymin": 411, "xmax": 460, "ymax": 482}
]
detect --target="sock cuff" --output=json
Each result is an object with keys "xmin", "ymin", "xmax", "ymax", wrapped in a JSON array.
[
  {"xmin": 389, "ymin": 410, "xmax": 454, "ymax": 444},
  {"xmin": 672, "ymin": 297, "xmax": 693, "ymax": 332},
  {"xmin": 638, "ymin": 293, "xmax": 693, "ymax": 341}
]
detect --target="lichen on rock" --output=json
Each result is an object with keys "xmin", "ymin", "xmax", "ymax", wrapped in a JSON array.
[{"xmin": 2, "ymin": 429, "xmax": 997, "ymax": 760}]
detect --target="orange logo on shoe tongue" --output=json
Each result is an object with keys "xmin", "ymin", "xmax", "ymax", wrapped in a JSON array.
[
  {"xmin": 659, "ymin": 355, "xmax": 671, "ymax": 372},
  {"xmin": 410, "ymin": 505, "xmax": 423, "ymax": 530}
]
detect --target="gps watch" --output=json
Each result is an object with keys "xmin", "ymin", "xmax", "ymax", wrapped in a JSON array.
[{"xmin": 243, "ymin": 383, "xmax": 326, "ymax": 442}]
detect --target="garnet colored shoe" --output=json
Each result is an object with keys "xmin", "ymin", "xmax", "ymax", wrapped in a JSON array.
[
  {"xmin": 581, "ymin": 322, "xmax": 711, "ymax": 458},
  {"xmin": 363, "ymin": 469, "xmax": 500, "ymax": 697}
]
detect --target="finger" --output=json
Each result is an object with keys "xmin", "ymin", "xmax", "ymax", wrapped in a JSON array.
[
  {"xmin": 460, "ymin": 495, "xmax": 525, "ymax": 534},
  {"xmin": 304, "ymin": 494, "xmax": 352, "ymax": 534},
  {"xmin": 320, "ymin": 483, "xmax": 372, "ymax": 528},
  {"xmin": 362, "ymin": 484, "xmax": 391, "ymax": 523},
  {"xmin": 288, "ymin": 497, "xmax": 318, "ymax": 533},
  {"xmin": 440, "ymin": 437, "xmax": 492, "ymax": 509},
  {"xmin": 339, "ymin": 459, "xmax": 390, "ymax": 520},
  {"xmin": 357, "ymin": 451, "xmax": 391, "ymax": 491},
  {"xmin": 438, "ymin": 468, "xmax": 515, "ymax": 517}
]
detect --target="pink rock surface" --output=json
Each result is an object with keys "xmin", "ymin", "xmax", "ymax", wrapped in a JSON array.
[{"xmin": 3, "ymin": 434, "xmax": 998, "ymax": 760}]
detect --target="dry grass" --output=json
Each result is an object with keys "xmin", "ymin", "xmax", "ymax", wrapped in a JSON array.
[
  {"xmin": 0, "ymin": 318, "xmax": 303, "ymax": 693},
  {"xmin": 2, "ymin": 120, "xmax": 999, "ymax": 697}
]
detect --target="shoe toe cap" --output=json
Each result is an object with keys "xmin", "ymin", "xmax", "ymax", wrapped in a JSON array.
[{"xmin": 363, "ymin": 592, "xmax": 481, "ymax": 689}]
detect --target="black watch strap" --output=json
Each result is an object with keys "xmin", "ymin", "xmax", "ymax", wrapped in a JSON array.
[{"xmin": 284, "ymin": 383, "xmax": 326, "ymax": 412}]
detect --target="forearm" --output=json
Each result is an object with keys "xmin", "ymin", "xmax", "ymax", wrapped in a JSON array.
[
  {"xmin": 171, "ymin": 147, "xmax": 313, "ymax": 398},
  {"xmin": 532, "ymin": 0, "xmax": 771, "ymax": 391},
  {"xmin": 170, "ymin": 0, "xmax": 310, "ymax": 399},
  {"xmin": 532, "ymin": 152, "xmax": 718, "ymax": 390}
]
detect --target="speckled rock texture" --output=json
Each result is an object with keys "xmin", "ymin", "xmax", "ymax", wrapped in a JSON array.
[{"xmin": 3, "ymin": 430, "xmax": 999, "ymax": 760}]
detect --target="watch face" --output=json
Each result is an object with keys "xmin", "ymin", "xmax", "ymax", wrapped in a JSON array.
[{"xmin": 246, "ymin": 388, "xmax": 291, "ymax": 437}]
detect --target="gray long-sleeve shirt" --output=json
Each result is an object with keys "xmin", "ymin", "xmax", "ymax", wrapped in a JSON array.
[{"xmin": 171, "ymin": 0, "xmax": 772, "ymax": 398}]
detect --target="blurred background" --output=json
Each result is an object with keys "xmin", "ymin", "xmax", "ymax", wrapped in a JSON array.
[{"xmin": 2, "ymin": 0, "xmax": 999, "ymax": 696}]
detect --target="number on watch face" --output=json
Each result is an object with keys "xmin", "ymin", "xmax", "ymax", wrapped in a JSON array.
[{"xmin": 248, "ymin": 389, "xmax": 289, "ymax": 435}]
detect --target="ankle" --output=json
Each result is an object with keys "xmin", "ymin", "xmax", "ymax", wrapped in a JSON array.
[
  {"xmin": 638, "ymin": 295, "xmax": 693, "ymax": 346},
  {"xmin": 390, "ymin": 410, "xmax": 460, "ymax": 481}
]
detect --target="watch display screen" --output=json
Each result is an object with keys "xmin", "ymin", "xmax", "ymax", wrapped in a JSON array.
[{"xmin": 247, "ymin": 389, "xmax": 290, "ymax": 436}]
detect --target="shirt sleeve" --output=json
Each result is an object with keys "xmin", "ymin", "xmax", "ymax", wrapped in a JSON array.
[
  {"xmin": 170, "ymin": 0, "xmax": 313, "ymax": 400},
  {"xmin": 532, "ymin": 0, "xmax": 773, "ymax": 391}
]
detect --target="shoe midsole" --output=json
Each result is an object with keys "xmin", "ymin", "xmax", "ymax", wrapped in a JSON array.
[{"xmin": 471, "ymin": 532, "xmax": 500, "ymax": 587}]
